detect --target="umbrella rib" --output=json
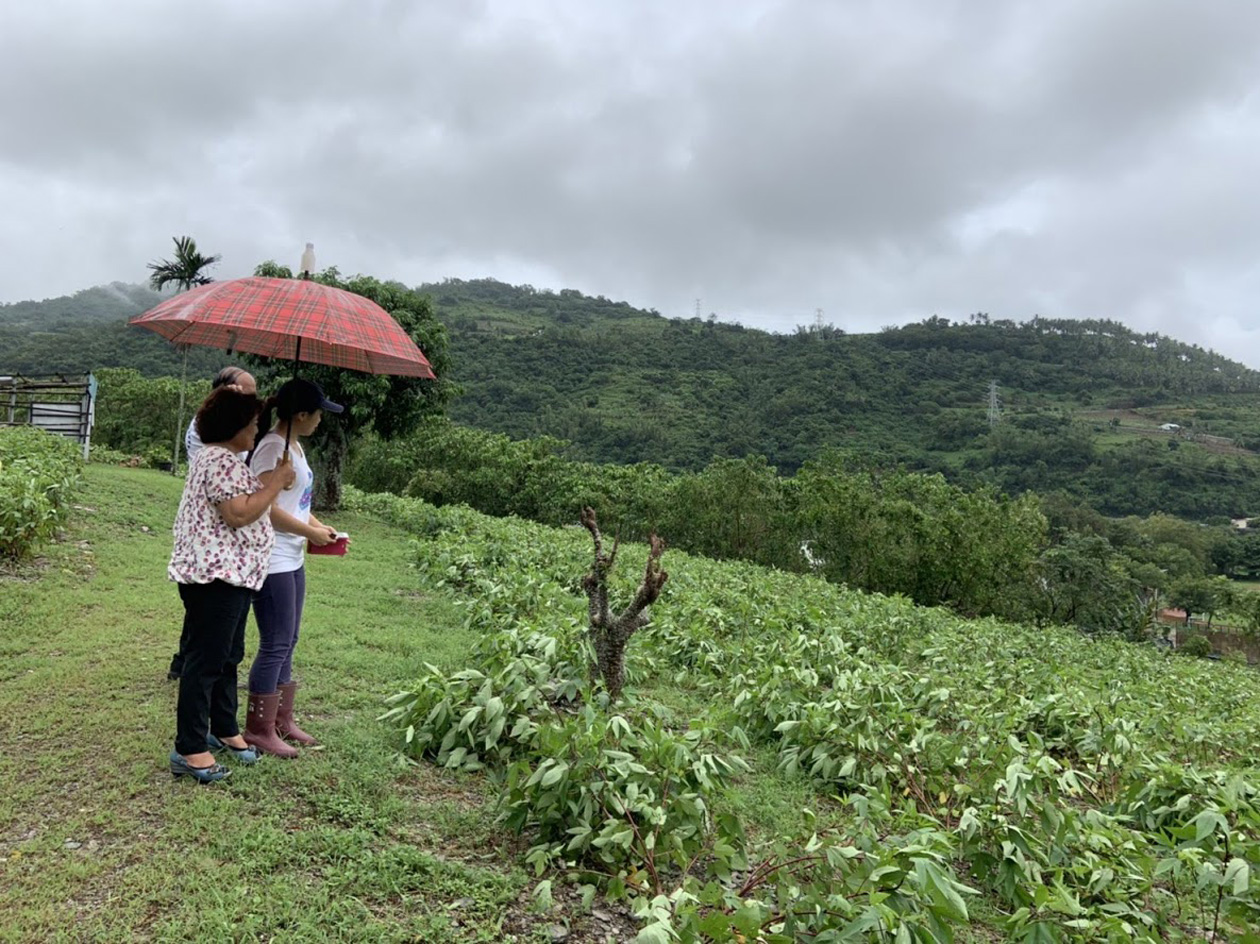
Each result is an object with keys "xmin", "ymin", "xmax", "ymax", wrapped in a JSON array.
[{"xmin": 164, "ymin": 322, "xmax": 195, "ymax": 345}]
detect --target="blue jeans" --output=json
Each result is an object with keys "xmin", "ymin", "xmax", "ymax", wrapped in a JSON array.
[{"xmin": 248, "ymin": 567, "xmax": 306, "ymax": 694}]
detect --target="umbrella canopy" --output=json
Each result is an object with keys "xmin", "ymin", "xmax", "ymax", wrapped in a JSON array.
[{"xmin": 129, "ymin": 277, "xmax": 436, "ymax": 379}]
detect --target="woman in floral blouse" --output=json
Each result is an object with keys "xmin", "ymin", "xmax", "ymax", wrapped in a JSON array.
[{"xmin": 168, "ymin": 388, "xmax": 294, "ymax": 784}]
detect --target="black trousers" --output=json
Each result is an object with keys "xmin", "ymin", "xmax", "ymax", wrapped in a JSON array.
[
  {"xmin": 174, "ymin": 580, "xmax": 251, "ymax": 756},
  {"xmin": 169, "ymin": 630, "xmax": 189, "ymax": 678}
]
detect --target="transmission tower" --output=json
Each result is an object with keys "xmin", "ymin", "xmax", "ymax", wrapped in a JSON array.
[
  {"xmin": 695, "ymin": 298, "xmax": 702, "ymax": 319},
  {"xmin": 987, "ymin": 380, "xmax": 1001, "ymax": 428},
  {"xmin": 814, "ymin": 308, "xmax": 825, "ymax": 332}
]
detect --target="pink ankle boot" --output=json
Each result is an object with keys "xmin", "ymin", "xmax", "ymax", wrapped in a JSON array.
[
  {"xmin": 276, "ymin": 681, "xmax": 319, "ymax": 747},
  {"xmin": 243, "ymin": 692, "xmax": 299, "ymax": 758}
]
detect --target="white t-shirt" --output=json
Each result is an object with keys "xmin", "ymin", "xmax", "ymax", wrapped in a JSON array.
[
  {"xmin": 185, "ymin": 418, "xmax": 246, "ymax": 464},
  {"xmin": 249, "ymin": 431, "xmax": 314, "ymax": 575},
  {"xmin": 185, "ymin": 418, "xmax": 204, "ymax": 463}
]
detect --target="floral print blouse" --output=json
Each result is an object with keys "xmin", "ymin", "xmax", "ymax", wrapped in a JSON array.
[{"xmin": 168, "ymin": 446, "xmax": 275, "ymax": 590}]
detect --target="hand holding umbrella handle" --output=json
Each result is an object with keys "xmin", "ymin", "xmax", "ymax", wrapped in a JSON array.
[
  {"xmin": 282, "ymin": 414, "xmax": 297, "ymax": 489},
  {"xmin": 281, "ymin": 445, "xmax": 297, "ymax": 490},
  {"xmin": 275, "ymin": 452, "xmax": 297, "ymax": 491}
]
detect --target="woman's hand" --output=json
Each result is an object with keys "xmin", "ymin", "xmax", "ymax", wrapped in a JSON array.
[
  {"xmin": 275, "ymin": 453, "xmax": 297, "ymax": 489},
  {"xmin": 307, "ymin": 524, "xmax": 339, "ymax": 547},
  {"xmin": 219, "ymin": 454, "xmax": 297, "ymax": 529}
]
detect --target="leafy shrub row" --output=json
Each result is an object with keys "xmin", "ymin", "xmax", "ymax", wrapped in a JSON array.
[
  {"xmin": 358, "ymin": 488, "xmax": 1260, "ymax": 940},
  {"xmin": 347, "ymin": 419, "xmax": 1048, "ymax": 624},
  {"xmin": 0, "ymin": 427, "xmax": 81, "ymax": 558},
  {"xmin": 379, "ymin": 623, "xmax": 983, "ymax": 942},
  {"xmin": 350, "ymin": 419, "xmax": 1260, "ymax": 641}
]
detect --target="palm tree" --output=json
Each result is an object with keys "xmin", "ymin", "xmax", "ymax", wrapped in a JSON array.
[
  {"xmin": 147, "ymin": 236, "xmax": 220, "ymax": 293},
  {"xmin": 147, "ymin": 236, "xmax": 221, "ymax": 474}
]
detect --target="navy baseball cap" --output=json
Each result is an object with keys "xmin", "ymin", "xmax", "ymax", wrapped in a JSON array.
[{"xmin": 276, "ymin": 378, "xmax": 343, "ymax": 414}]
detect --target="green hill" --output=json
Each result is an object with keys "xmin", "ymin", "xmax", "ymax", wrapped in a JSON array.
[
  {"xmin": 428, "ymin": 280, "xmax": 1260, "ymax": 467},
  {"xmin": 0, "ymin": 283, "xmax": 230, "ymax": 377},
  {"xmin": 424, "ymin": 279, "xmax": 1260, "ymax": 518},
  {"xmin": 7, "ymin": 276, "xmax": 1260, "ymax": 518}
]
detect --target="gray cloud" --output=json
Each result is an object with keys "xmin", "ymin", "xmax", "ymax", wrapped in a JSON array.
[{"xmin": 3, "ymin": 0, "xmax": 1260, "ymax": 363}]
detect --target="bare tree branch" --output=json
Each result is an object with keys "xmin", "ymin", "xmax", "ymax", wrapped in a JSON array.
[{"xmin": 581, "ymin": 507, "xmax": 668, "ymax": 701}]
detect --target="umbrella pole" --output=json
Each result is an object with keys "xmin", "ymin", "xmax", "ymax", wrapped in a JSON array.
[
  {"xmin": 172, "ymin": 345, "xmax": 188, "ymax": 476},
  {"xmin": 285, "ymin": 336, "xmax": 303, "ymax": 457}
]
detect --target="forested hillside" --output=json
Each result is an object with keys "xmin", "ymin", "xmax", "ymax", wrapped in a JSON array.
[
  {"xmin": 7, "ymin": 276, "xmax": 1260, "ymax": 518},
  {"xmin": 426, "ymin": 279, "xmax": 1260, "ymax": 518},
  {"xmin": 0, "ymin": 283, "xmax": 226, "ymax": 376}
]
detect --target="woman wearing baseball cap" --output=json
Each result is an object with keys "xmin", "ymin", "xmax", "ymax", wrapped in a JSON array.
[{"xmin": 243, "ymin": 378, "xmax": 345, "ymax": 757}]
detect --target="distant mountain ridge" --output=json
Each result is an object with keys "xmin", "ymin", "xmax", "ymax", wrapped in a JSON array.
[
  {"xmin": 6, "ymin": 277, "xmax": 1260, "ymax": 519},
  {"xmin": 0, "ymin": 282, "xmax": 227, "ymax": 376},
  {"xmin": 418, "ymin": 278, "xmax": 1260, "ymax": 464},
  {"xmin": 0, "ymin": 283, "xmax": 164, "ymax": 328}
]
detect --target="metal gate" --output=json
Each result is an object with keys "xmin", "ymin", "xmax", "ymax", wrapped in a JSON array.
[{"xmin": 0, "ymin": 374, "xmax": 96, "ymax": 459}]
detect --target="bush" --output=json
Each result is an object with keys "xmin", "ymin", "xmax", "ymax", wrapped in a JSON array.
[
  {"xmin": 87, "ymin": 446, "xmax": 131, "ymax": 466},
  {"xmin": 92, "ymin": 367, "xmax": 205, "ymax": 456},
  {"xmin": 1180, "ymin": 634, "xmax": 1212, "ymax": 658},
  {"xmin": 343, "ymin": 486, "xmax": 482, "ymax": 539},
  {"xmin": 144, "ymin": 445, "xmax": 172, "ymax": 470},
  {"xmin": 0, "ymin": 427, "xmax": 82, "ymax": 558},
  {"xmin": 379, "ymin": 627, "xmax": 587, "ymax": 773},
  {"xmin": 381, "ymin": 624, "xmax": 750, "ymax": 893}
]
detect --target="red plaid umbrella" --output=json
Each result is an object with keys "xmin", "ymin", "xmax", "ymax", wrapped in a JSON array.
[
  {"xmin": 130, "ymin": 275, "xmax": 436, "ymax": 472},
  {"xmin": 129, "ymin": 277, "xmax": 436, "ymax": 379}
]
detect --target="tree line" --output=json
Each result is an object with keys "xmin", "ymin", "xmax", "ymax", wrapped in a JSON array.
[{"xmin": 340, "ymin": 416, "xmax": 1260, "ymax": 636}]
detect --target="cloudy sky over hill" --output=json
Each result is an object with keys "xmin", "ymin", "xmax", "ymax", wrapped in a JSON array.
[{"xmin": 3, "ymin": 1, "xmax": 1259, "ymax": 359}]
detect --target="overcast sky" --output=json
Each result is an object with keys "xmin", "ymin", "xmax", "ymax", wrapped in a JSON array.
[{"xmin": 2, "ymin": 1, "xmax": 1259, "ymax": 360}]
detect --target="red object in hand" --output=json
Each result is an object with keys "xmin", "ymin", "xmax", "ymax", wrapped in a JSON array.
[{"xmin": 308, "ymin": 535, "xmax": 349, "ymax": 556}]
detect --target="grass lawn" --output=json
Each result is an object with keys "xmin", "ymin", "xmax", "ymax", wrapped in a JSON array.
[{"xmin": 0, "ymin": 465, "xmax": 589, "ymax": 942}]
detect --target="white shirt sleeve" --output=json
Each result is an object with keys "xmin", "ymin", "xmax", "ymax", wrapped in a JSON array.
[
  {"xmin": 250, "ymin": 436, "xmax": 285, "ymax": 475},
  {"xmin": 185, "ymin": 418, "xmax": 202, "ymax": 463}
]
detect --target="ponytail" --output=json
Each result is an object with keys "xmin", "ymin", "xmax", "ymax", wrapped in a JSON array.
[{"xmin": 248, "ymin": 395, "xmax": 280, "ymax": 464}]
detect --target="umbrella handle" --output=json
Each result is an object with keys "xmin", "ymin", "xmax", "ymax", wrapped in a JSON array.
[
  {"xmin": 282, "ymin": 441, "xmax": 296, "ymax": 490},
  {"xmin": 283, "ymin": 341, "xmax": 300, "ymax": 489}
]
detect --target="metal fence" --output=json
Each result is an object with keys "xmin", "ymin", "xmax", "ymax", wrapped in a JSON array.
[{"xmin": 0, "ymin": 374, "xmax": 96, "ymax": 459}]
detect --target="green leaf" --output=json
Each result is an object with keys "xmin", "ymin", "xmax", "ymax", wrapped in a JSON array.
[
  {"xmin": 532, "ymin": 879, "xmax": 554, "ymax": 912},
  {"xmin": 540, "ymin": 762, "xmax": 568, "ymax": 787},
  {"xmin": 1193, "ymin": 810, "xmax": 1228, "ymax": 842},
  {"xmin": 1226, "ymin": 857, "xmax": 1251, "ymax": 896},
  {"xmin": 634, "ymin": 921, "xmax": 674, "ymax": 944},
  {"xmin": 1020, "ymin": 922, "xmax": 1064, "ymax": 944},
  {"xmin": 927, "ymin": 870, "xmax": 971, "ymax": 922}
]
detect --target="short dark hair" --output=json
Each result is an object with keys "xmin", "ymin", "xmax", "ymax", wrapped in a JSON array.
[{"xmin": 195, "ymin": 388, "xmax": 262, "ymax": 444}]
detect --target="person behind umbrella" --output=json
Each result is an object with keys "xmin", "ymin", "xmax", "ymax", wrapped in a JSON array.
[
  {"xmin": 168, "ymin": 388, "xmax": 295, "ymax": 783},
  {"xmin": 243, "ymin": 378, "xmax": 343, "ymax": 758},
  {"xmin": 166, "ymin": 366, "xmax": 259, "ymax": 682},
  {"xmin": 184, "ymin": 367, "xmax": 257, "ymax": 464}
]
